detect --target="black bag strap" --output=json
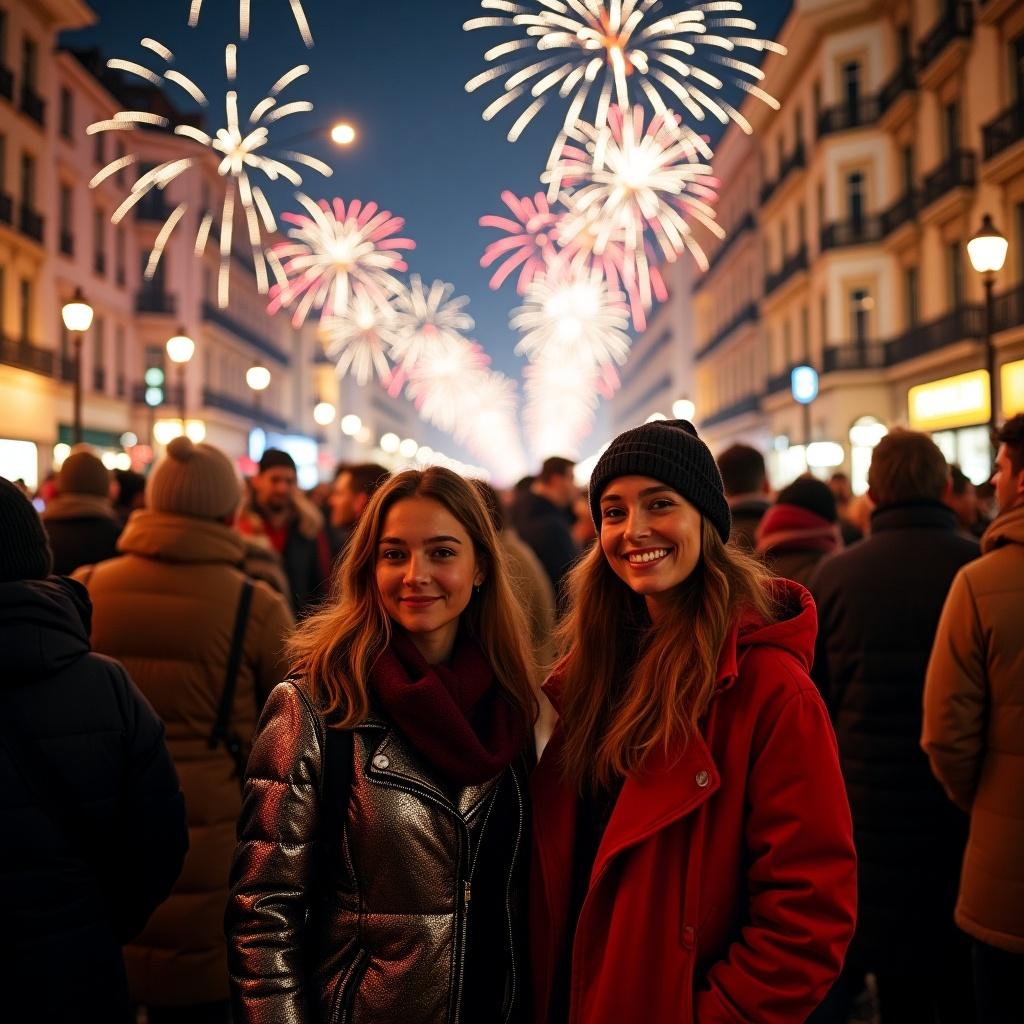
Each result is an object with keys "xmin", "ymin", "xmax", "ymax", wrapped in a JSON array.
[{"xmin": 208, "ymin": 579, "xmax": 255, "ymax": 781}]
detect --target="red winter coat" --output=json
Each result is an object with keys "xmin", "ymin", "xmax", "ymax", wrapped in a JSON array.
[{"xmin": 531, "ymin": 581, "xmax": 857, "ymax": 1024}]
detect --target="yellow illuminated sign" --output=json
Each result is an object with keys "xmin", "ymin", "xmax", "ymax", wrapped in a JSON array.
[
  {"xmin": 1002, "ymin": 359, "xmax": 1024, "ymax": 417},
  {"xmin": 908, "ymin": 370, "xmax": 990, "ymax": 432}
]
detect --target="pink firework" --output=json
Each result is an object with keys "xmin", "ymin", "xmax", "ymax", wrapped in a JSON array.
[
  {"xmin": 268, "ymin": 193, "xmax": 415, "ymax": 327},
  {"xmin": 479, "ymin": 191, "xmax": 563, "ymax": 294}
]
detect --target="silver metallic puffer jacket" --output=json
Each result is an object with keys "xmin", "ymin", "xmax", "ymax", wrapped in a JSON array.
[{"xmin": 226, "ymin": 679, "xmax": 528, "ymax": 1024}]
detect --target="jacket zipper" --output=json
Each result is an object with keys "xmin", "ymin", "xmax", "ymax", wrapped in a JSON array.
[{"xmin": 502, "ymin": 766, "xmax": 524, "ymax": 1024}]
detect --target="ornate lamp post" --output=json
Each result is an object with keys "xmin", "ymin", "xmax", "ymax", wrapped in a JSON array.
[
  {"xmin": 165, "ymin": 327, "xmax": 195, "ymax": 434},
  {"xmin": 246, "ymin": 364, "xmax": 271, "ymax": 419},
  {"xmin": 61, "ymin": 287, "xmax": 94, "ymax": 445},
  {"xmin": 966, "ymin": 214, "xmax": 1008, "ymax": 435}
]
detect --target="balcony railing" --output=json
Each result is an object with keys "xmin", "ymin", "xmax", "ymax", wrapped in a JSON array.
[
  {"xmin": 18, "ymin": 205, "xmax": 44, "ymax": 243},
  {"xmin": 20, "ymin": 85, "xmax": 45, "ymax": 126},
  {"xmin": 764, "ymin": 246, "xmax": 809, "ymax": 295},
  {"xmin": 202, "ymin": 302, "xmax": 290, "ymax": 365},
  {"xmin": 765, "ymin": 366, "xmax": 800, "ymax": 395},
  {"xmin": 823, "ymin": 342, "xmax": 889, "ymax": 373},
  {"xmin": 918, "ymin": 2, "xmax": 973, "ymax": 73},
  {"xmin": 0, "ymin": 65, "xmax": 12, "ymax": 102},
  {"xmin": 0, "ymin": 335, "xmax": 56, "ymax": 377},
  {"xmin": 702, "ymin": 211, "xmax": 756, "ymax": 278},
  {"xmin": 920, "ymin": 149, "xmax": 976, "ymax": 209},
  {"xmin": 0, "ymin": 191, "xmax": 12, "ymax": 227},
  {"xmin": 820, "ymin": 215, "xmax": 885, "ymax": 251},
  {"xmin": 760, "ymin": 143, "xmax": 806, "ymax": 204},
  {"xmin": 983, "ymin": 103, "xmax": 1024, "ymax": 162},
  {"xmin": 817, "ymin": 97, "xmax": 881, "ymax": 137},
  {"xmin": 694, "ymin": 301, "xmax": 759, "ymax": 360},
  {"xmin": 877, "ymin": 59, "xmax": 917, "ymax": 114},
  {"xmin": 881, "ymin": 190, "xmax": 920, "ymax": 236},
  {"xmin": 59, "ymin": 231, "xmax": 74, "ymax": 256},
  {"xmin": 203, "ymin": 387, "xmax": 288, "ymax": 431},
  {"xmin": 992, "ymin": 282, "xmax": 1024, "ymax": 334},
  {"xmin": 885, "ymin": 304, "xmax": 983, "ymax": 365},
  {"xmin": 701, "ymin": 393, "xmax": 761, "ymax": 429},
  {"xmin": 135, "ymin": 290, "xmax": 177, "ymax": 315}
]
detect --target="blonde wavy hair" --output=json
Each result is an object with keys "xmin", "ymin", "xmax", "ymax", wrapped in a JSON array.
[
  {"xmin": 288, "ymin": 467, "xmax": 538, "ymax": 730},
  {"xmin": 555, "ymin": 517, "xmax": 778, "ymax": 790}
]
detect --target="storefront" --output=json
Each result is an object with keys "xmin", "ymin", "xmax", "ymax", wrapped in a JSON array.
[
  {"xmin": 1002, "ymin": 358, "xmax": 1024, "ymax": 417},
  {"xmin": 907, "ymin": 370, "xmax": 991, "ymax": 484}
]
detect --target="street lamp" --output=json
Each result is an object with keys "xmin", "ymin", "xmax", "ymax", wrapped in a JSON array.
[
  {"xmin": 246, "ymin": 364, "xmax": 271, "ymax": 420},
  {"xmin": 791, "ymin": 364, "xmax": 820, "ymax": 471},
  {"xmin": 672, "ymin": 398, "xmax": 696, "ymax": 422},
  {"xmin": 313, "ymin": 401, "xmax": 336, "ymax": 426},
  {"xmin": 61, "ymin": 287, "xmax": 94, "ymax": 444},
  {"xmin": 165, "ymin": 327, "xmax": 195, "ymax": 432},
  {"xmin": 966, "ymin": 214, "xmax": 1009, "ymax": 435}
]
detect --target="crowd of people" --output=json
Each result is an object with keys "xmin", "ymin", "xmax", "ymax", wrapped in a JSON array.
[{"xmin": 1, "ymin": 413, "xmax": 1021, "ymax": 1024}]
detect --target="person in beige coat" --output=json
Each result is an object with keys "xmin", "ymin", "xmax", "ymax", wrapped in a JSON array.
[
  {"xmin": 74, "ymin": 436, "xmax": 294, "ymax": 1024},
  {"xmin": 923, "ymin": 414, "xmax": 1024, "ymax": 1024}
]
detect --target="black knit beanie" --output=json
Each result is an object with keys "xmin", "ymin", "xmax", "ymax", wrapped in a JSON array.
[
  {"xmin": 588, "ymin": 419, "xmax": 732, "ymax": 542},
  {"xmin": 0, "ymin": 477, "xmax": 54, "ymax": 582},
  {"xmin": 777, "ymin": 477, "xmax": 838, "ymax": 523}
]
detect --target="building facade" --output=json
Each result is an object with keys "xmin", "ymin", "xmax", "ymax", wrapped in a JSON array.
[{"xmin": 683, "ymin": 0, "xmax": 1024, "ymax": 490}]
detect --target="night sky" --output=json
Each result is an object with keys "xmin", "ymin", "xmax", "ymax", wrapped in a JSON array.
[{"xmin": 64, "ymin": 0, "xmax": 787, "ymax": 457}]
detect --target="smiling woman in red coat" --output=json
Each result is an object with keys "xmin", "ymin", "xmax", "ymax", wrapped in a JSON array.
[{"xmin": 531, "ymin": 419, "xmax": 857, "ymax": 1024}]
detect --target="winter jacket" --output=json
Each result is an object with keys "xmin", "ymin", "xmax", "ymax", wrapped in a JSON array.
[
  {"xmin": 74, "ymin": 510, "xmax": 294, "ymax": 1006},
  {"xmin": 238, "ymin": 490, "xmax": 331, "ymax": 617},
  {"xmin": 530, "ymin": 580, "xmax": 856, "ymax": 1024},
  {"xmin": 726, "ymin": 496, "xmax": 770, "ymax": 551},
  {"xmin": 512, "ymin": 491, "xmax": 579, "ymax": 610},
  {"xmin": 42, "ymin": 493, "xmax": 122, "ymax": 575},
  {"xmin": 811, "ymin": 501, "xmax": 979, "ymax": 971},
  {"xmin": 0, "ymin": 576, "xmax": 187, "ymax": 1023},
  {"xmin": 227, "ymin": 679, "xmax": 531, "ymax": 1023},
  {"xmin": 923, "ymin": 502, "xmax": 1024, "ymax": 954}
]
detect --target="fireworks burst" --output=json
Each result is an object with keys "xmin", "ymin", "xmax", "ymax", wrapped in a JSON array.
[
  {"xmin": 389, "ymin": 276, "xmax": 476, "ymax": 373},
  {"xmin": 465, "ymin": 0, "xmax": 785, "ymax": 178},
  {"xmin": 89, "ymin": 40, "xmax": 330, "ymax": 307},
  {"xmin": 480, "ymin": 190, "xmax": 562, "ymax": 293},
  {"xmin": 188, "ymin": 0, "xmax": 314, "ymax": 47},
  {"xmin": 512, "ymin": 270, "xmax": 631, "ymax": 373},
  {"xmin": 406, "ymin": 341, "xmax": 491, "ymax": 434},
  {"xmin": 269, "ymin": 194, "xmax": 416, "ymax": 327},
  {"xmin": 321, "ymin": 289, "xmax": 400, "ymax": 387},
  {"xmin": 523, "ymin": 355, "xmax": 601, "ymax": 457}
]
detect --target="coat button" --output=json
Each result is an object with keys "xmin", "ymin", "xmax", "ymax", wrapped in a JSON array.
[
  {"xmin": 695, "ymin": 770, "xmax": 710, "ymax": 788},
  {"xmin": 372, "ymin": 754, "xmax": 390, "ymax": 770}
]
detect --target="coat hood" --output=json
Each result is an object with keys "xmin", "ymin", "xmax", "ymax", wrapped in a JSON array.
[
  {"xmin": 0, "ymin": 575, "xmax": 92, "ymax": 682},
  {"xmin": 117, "ymin": 508, "xmax": 246, "ymax": 566},
  {"xmin": 42, "ymin": 493, "xmax": 117, "ymax": 521},
  {"xmin": 982, "ymin": 502, "xmax": 1024, "ymax": 554}
]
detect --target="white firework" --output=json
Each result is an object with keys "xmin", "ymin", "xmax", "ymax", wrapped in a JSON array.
[
  {"xmin": 269, "ymin": 194, "xmax": 416, "ymax": 327},
  {"xmin": 523, "ymin": 354, "xmax": 600, "ymax": 457},
  {"xmin": 389, "ymin": 276, "xmax": 476, "ymax": 373},
  {"xmin": 465, "ymin": 0, "xmax": 785, "ymax": 175},
  {"xmin": 551, "ymin": 105, "xmax": 721, "ymax": 269},
  {"xmin": 512, "ymin": 270, "xmax": 631, "ymax": 372},
  {"xmin": 188, "ymin": 0, "xmax": 314, "ymax": 47},
  {"xmin": 406, "ymin": 341, "xmax": 491, "ymax": 434},
  {"xmin": 321, "ymin": 289, "xmax": 400, "ymax": 387},
  {"xmin": 90, "ymin": 40, "xmax": 331, "ymax": 307}
]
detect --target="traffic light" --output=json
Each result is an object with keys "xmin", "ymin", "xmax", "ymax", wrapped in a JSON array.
[{"xmin": 144, "ymin": 366, "xmax": 165, "ymax": 407}]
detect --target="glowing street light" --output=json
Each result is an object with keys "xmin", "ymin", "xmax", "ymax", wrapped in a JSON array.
[
  {"xmin": 313, "ymin": 401, "xmax": 336, "ymax": 426},
  {"xmin": 61, "ymin": 287, "xmax": 94, "ymax": 444},
  {"xmin": 967, "ymin": 214, "xmax": 1009, "ymax": 435},
  {"xmin": 672, "ymin": 398, "xmax": 696, "ymax": 421},
  {"xmin": 340, "ymin": 413, "xmax": 362, "ymax": 436},
  {"xmin": 246, "ymin": 365, "xmax": 271, "ymax": 392},
  {"xmin": 166, "ymin": 327, "xmax": 195, "ymax": 430}
]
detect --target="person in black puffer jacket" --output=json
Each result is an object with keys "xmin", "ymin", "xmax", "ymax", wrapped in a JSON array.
[{"xmin": 0, "ymin": 477, "xmax": 188, "ymax": 1024}]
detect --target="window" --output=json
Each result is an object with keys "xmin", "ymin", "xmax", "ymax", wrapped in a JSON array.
[
  {"xmin": 846, "ymin": 171, "xmax": 865, "ymax": 225},
  {"xmin": 59, "ymin": 87, "xmax": 73, "ymax": 139},
  {"xmin": 793, "ymin": 108, "xmax": 803, "ymax": 149},
  {"xmin": 19, "ymin": 277, "xmax": 30, "ymax": 341},
  {"xmin": 20, "ymin": 151, "xmax": 35, "ymax": 208},
  {"xmin": 115, "ymin": 325, "xmax": 126, "ymax": 393},
  {"xmin": 843, "ymin": 61, "xmax": 861, "ymax": 111},
  {"xmin": 820, "ymin": 293, "xmax": 829, "ymax": 347},
  {"xmin": 783, "ymin": 320, "xmax": 793, "ymax": 367},
  {"xmin": 943, "ymin": 102, "xmax": 960, "ymax": 158},
  {"xmin": 22, "ymin": 37, "xmax": 37, "ymax": 90},
  {"xmin": 94, "ymin": 208, "xmax": 106, "ymax": 276},
  {"xmin": 115, "ymin": 141, "xmax": 126, "ymax": 185},
  {"xmin": 1013, "ymin": 34, "xmax": 1024, "ymax": 103},
  {"xmin": 816, "ymin": 183, "xmax": 825, "ymax": 228},
  {"xmin": 141, "ymin": 251, "xmax": 166, "ymax": 294},
  {"xmin": 801, "ymin": 306, "xmax": 810, "ymax": 361},
  {"xmin": 94, "ymin": 130, "xmax": 105, "ymax": 167},
  {"xmin": 59, "ymin": 184, "xmax": 73, "ymax": 254},
  {"xmin": 93, "ymin": 316, "xmax": 105, "ymax": 390},
  {"xmin": 850, "ymin": 289, "xmax": 872, "ymax": 345},
  {"xmin": 115, "ymin": 227, "xmax": 126, "ymax": 285},
  {"xmin": 904, "ymin": 266, "xmax": 920, "ymax": 327},
  {"xmin": 812, "ymin": 82, "xmax": 822, "ymax": 127},
  {"xmin": 948, "ymin": 241, "xmax": 964, "ymax": 307},
  {"xmin": 900, "ymin": 145, "xmax": 914, "ymax": 194}
]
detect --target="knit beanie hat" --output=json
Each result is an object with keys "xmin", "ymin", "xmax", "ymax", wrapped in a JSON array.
[
  {"xmin": 776, "ymin": 477, "xmax": 838, "ymax": 523},
  {"xmin": 0, "ymin": 477, "xmax": 53, "ymax": 582},
  {"xmin": 147, "ymin": 437, "xmax": 241, "ymax": 520},
  {"xmin": 59, "ymin": 450, "xmax": 110, "ymax": 497},
  {"xmin": 588, "ymin": 419, "xmax": 732, "ymax": 541}
]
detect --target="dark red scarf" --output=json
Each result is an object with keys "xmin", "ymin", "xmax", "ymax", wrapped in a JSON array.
[
  {"xmin": 756, "ymin": 503, "xmax": 842, "ymax": 555},
  {"xmin": 370, "ymin": 629, "xmax": 525, "ymax": 786}
]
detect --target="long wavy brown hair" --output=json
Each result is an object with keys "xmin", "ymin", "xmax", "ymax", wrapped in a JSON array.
[
  {"xmin": 288, "ymin": 467, "xmax": 538, "ymax": 730},
  {"xmin": 555, "ymin": 516, "xmax": 778, "ymax": 790}
]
